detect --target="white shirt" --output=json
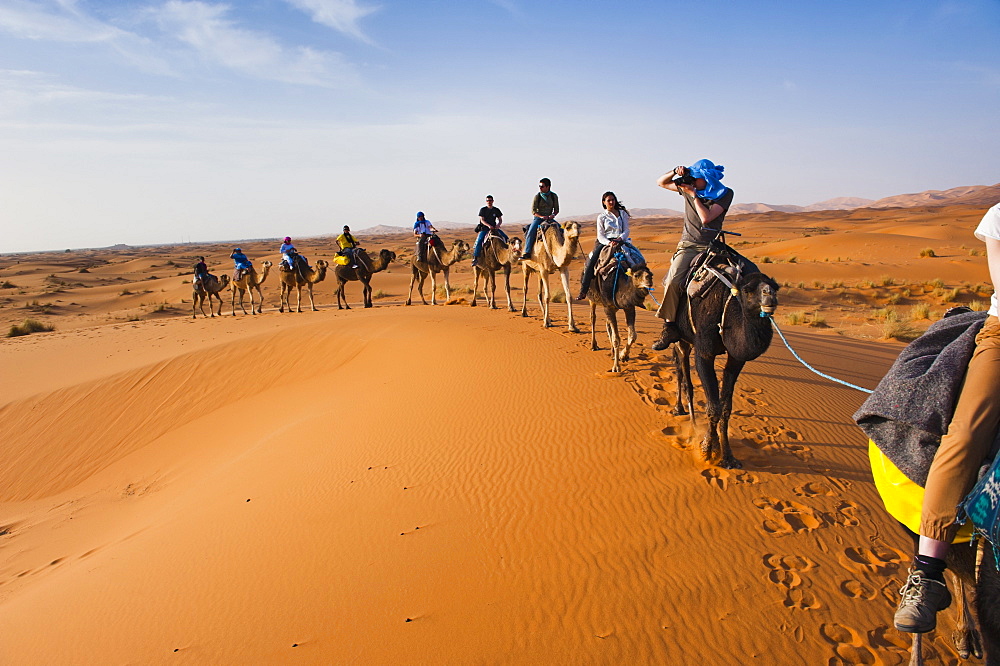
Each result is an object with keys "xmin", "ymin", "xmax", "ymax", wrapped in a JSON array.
[
  {"xmin": 596, "ymin": 209, "xmax": 630, "ymax": 246},
  {"xmin": 974, "ymin": 202, "xmax": 1000, "ymax": 316}
]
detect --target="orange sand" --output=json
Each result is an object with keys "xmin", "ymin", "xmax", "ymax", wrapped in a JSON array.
[{"xmin": 1, "ymin": 202, "xmax": 994, "ymax": 664}]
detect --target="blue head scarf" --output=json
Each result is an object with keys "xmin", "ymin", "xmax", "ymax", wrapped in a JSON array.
[{"xmin": 688, "ymin": 159, "xmax": 727, "ymax": 201}]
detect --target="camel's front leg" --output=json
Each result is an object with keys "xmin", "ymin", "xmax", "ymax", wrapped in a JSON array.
[
  {"xmin": 559, "ymin": 268, "xmax": 578, "ymax": 332},
  {"xmin": 487, "ymin": 270, "xmax": 498, "ymax": 309},
  {"xmin": 295, "ymin": 285, "xmax": 303, "ymax": 313},
  {"xmin": 949, "ymin": 571, "xmax": 983, "ymax": 659},
  {"xmin": 538, "ymin": 273, "xmax": 551, "ymax": 328},
  {"xmin": 502, "ymin": 265, "xmax": 514, "ymax": 312},
  {"xmin": 622, "ymin": 305, "xmax": 637, "ymax": 362},
  {"xmin": 306, "ymin": 284, "xmax": 317, "ymax": 311},
  {"xmin": 606, "ymin": 308, "xmax": 621, "ymax": 372},
  {"xmin": 694, "ymin": 353, "xmax": 722, "ymax": 463},
  {"xmin": 590, "ymin": 300, "xmax": 599, "ymax": 350},
  {"xmin": 442, "ymin": 268, "xmax": 451, "ymax": 302},
  {"xmin": 231, "ymin": 287, "xmax": 238, "ymax": 316},
  {"xmin": 521, "ymin": 267, "xmax": 531, "ymax": 317},
  {"xmin": 429, "ymin": 270, "xmax": 439, "ymax": 306},
  {"xmin": 363, "ymin": 279, "xmax": 373, "ymax": 308},
  {"xmin": 716, "ymin": 357, "xmax": 746, "ymax": 468},
  {"xmin": 672, "ymin": 342, "xmax": 694, "ymax": 419},
  {"xmin": 252, "ymin": 285, "xmax": 262, "ymax": 314},
  {"xmin": 471, "ymin": 268, "xmax": 481, "ymax": 307}
]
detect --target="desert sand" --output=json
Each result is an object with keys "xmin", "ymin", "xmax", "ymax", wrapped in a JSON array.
[{"xmin": 0, "ymin": 202, "xmax": 994, "ymax": 664}]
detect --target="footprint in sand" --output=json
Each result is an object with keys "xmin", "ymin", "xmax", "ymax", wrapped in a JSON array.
[
  {"xmin": 838, "ymin": 545, "xmax": 906, "ymax": 576},
  {"xmin": 834, "ymin": 501, "xmax": 861, "ymax": 527},
  {"xmin": 701, "ymin": 467, "xmax": 759, "ymax": 490},
  {"xmin": 753, "ymin": 497, "xmax": 830, "ymax": 536},
  {"xmin": 763, "ymin": 554, "xmax": 821, "ymax": 610},
  {"xmin": 819, "ymin": 623, "xmax": 884, "ymax": 664},
  {"xmin": 793, "ymin": 481, "xmax": 835, "ymax": 498},
  {"xmin": 840, "ymin": 579, "xmax": 878, "ymax": 601}
]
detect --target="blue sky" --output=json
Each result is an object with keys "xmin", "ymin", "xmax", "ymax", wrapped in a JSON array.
[{"xmin": 1, "ymin": 0, "xmax": 998, "ymax": 253}]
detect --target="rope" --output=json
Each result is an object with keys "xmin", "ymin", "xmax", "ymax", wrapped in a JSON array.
[{"xmin": 766, "ymin": 315, "xmax": 874, "ymax": 394}]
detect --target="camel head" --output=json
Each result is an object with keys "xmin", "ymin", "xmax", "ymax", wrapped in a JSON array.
[
  {"xmin": 219, "ymin": 273, "xmax": 230, "ymax": 288},
  {"xmin": 379, "ymin": 249, "xmax": 397, "ymax": 264},
  {"xmin": 453, "ymin": 239, "xmax": 471, "ymax": 261},
  {"xmin": 314, "ymin": 259, "xmax": 329, "ymax": 280},
  {"xmin": 629, "ymin": 264, "xmax": 654, "ymax": 291},
  {"xmin": 739, "ymin": 272, "xmax": 779, "ymax": 316},
  {"xmin": 509, "ymin": 237, "xmax": 523, "ymax": 256},
  {"xmin": 561, "ymin": 221, "xmax": 580, "ymax": 240}
]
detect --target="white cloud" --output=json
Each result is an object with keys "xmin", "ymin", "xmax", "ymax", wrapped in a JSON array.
[
  {"xmin": 0, "ymin": 0, "xmax": 119, "ymax": 42},
  {"xmin": 282, "ymin": 0, "xmax": 378, "ymax": 43},
  {"xmin": 153, "ymin": 0, "xmax": 359, "ymax": 87}
]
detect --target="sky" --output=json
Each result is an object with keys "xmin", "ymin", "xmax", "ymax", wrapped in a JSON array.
[{"xmin": 1, "ymin": 0, "xmax": 999, "ymax": 253}]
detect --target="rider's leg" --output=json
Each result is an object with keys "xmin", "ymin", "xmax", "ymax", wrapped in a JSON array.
[
  {"xmin": 652, "ymin": 242, "xmax": 704, "ymax": 350},
  {"xmin": 576, "ymin": 240, "xmax": 604, "ymax": 300},
  {"xmin": 520, "ymin": 217, "xmax": 544, "ymax": 259}
]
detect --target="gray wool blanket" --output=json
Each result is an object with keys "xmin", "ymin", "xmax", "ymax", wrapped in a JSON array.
[{"xmin": 853, "ymin": 310, "xmax": 988, "ymax": 487}]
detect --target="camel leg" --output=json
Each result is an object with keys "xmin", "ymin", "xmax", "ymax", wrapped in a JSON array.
[
  {"xmin": 590, "ymin": 300, "xmax": 599, "ymax": 350},
  {"xmin": 471, "ymin": 268, "xmax": 480, "ymax": 307},
  {"xmin": 559, "ymin": 268, "xmax": 578, "ymax": 332},
  {"xmin": 443, "ymin": 268, "xmax": 451, "ymax": 302},
  {"xmin": 606, "ymin": 308, "xmax": 621, "ymax": 372},
  {"xmin": 717, "ymin": 356, "xmax": 746, "ymax": 469},
  {"xmin": 192, "ymin": 291, "xmax": 199, "ymax": 318},
  {"xmin": 295, "ymin": 284, "xmax": 303, "ymax": 313},
  {"xmin": 429, "ymin": 271, "xmax": 438, "ymax": 306},
  {"xmin": 521, "ymin": 267, "xmax": 531, "ymax": 317},
  {"xmin": 671, "ymin": 342, "xmax": 693, "ymax": 418},
  {"xmin": 694, "ymin": 353, "xmax": 721, "ymax": 463},
  {"xmin": 948, "ymin": 570, "xmax": 983, "ymax": 659},
  {"xmin": 363, "ymin": 278, "xmax": 372, "ymax": 308},
  {"xmin": 487, "ymin": 270, "xmax": 498, "ymax": 309},
  {"xmin": 622, "ymin": 305, "xmax": 637, "ymax": 362},
  {"xmin": 503, "ymin": 265, "xmax": 514, "ymax": 312},
  {"xmin": 256, "ymin": 285, "xmax": 264, "ymax": 313},
  {"xmin": 279, "ymin": 284, "xmax": 287, "ymax": 313},
  {"xmin": 231, "ymin": 287, "xmax": 237, "ymax": 316},
  {"xmin": 539, "ymin": 273, "xmax": 551, "ymax": 328},
  {"xmin": 307, "ymin": 283, "xmax": 317, "ymax": 311},
  {"xmin": 908, "ymin": 633, "xmax": 922, "ymax": 666}
]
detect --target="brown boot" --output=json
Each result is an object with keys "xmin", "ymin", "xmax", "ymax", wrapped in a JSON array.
[
  {"xmin": 651, "ymin": 322, "xmax": 682, "ymax": 350},
  {"xmin": 894, "ymin": 568, "xmax": 952, "ymax": 633}
]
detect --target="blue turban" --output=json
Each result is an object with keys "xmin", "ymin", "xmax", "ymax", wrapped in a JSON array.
[
  {"xmin": 688, "ymin": 159, "xmax": 727, "ymax": 201},
  {"xmin": 416, "ymin": 212, "xmax": 425, "ymax": 220}
]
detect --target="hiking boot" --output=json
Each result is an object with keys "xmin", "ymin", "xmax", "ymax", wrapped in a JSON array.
[
  {"xmin": 651, "ymin": 322, "xmax": 682, "ymax": 351},
  {"xmin": 894, "ymin": 568, "xmax": 951, "ymax": 633}
]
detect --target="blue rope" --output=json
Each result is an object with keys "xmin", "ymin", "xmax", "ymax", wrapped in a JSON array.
[{"xmin": 766, "ymin": 315, "xmax": 874, "ymax": 394}]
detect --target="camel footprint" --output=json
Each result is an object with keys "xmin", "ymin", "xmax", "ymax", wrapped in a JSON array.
[
  {"xmin": 753, "ymin": 497, "xmax": 830, "ymax": 536},
  {"xmin": 763, "ymin": 554, "xmax": 821, "ymax": 610},
  {"xmin": 793, "ymin": 481, "xmax": 835, "ymax": 498},
  {"xmin": 701, "ymin": 467, "xmax": 759, "ymax": 490},
  {"xmin": 840, "ymin": 579, "xmax": 878, "ymax": 601},
  {"xmin": 838, "ymin": 545, "xmax": 906, "ymax": 577},
  {"xmin": 819, "ymin": 623, "xmax": 885, "ymax": 665},
  {"xmin": 834, "ymin": 501, "xmax": 860, "ymax": 527}
]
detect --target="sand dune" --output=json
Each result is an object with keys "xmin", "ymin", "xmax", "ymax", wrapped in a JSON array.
[{"xmin": 2, "ymin": 202, "xmax": 996, "ymax": 663}]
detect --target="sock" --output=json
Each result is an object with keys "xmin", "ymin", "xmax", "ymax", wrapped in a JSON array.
[{"xmin": 914, "ymin": 554, "xmax": 947, "ymax": 582}]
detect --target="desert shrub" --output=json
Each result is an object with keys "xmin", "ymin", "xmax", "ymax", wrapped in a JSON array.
[
  {"xmin": 935, "ymin": 287, "xmax": 960, "ymax": 303},
  {"xmin": 812, "ymin": 280, "xmax": 825, "ymax": 289},
  {"xmin": 797, "ymin": 282, "xmax": 806, "ymax": 289},
  {"xmin": 119, "ymin": 288, "xmax": 133, "ymax": 296},
  {"xmin": 787, "ymin": 256, "xmax": 798, "ymax": 264},
  {"xmin": 78, "ymin": 267, "xmax": 90, "ymax": 273},
  {"xmin": 785, "ymin": 311, "xmax": 805, "ymax": 325},
  {"xmin": 8, "ymin": 318, "xmax": 54, "ymax": 337},
  {"xmin": 761, "ymin": 256, "xmax": 772, "ymax": 263},
  {"xmin": 879, "ymin": 275, "xmax": 896, "ymax": 287},
  {"xmin": 0, "ymin": 280, "xmax": 17, "ymax": 289},
  {"xmin": 373, "ymin": 289, "xmax": 391, "ymax": 299},
  {"xmin": 551, "ymin": 291, "xmax": 567, "ymax": 303},
  {"xmin": 886, "ymin": 292, "xmax": 903, "ymax": 305},
  {"xmin": 901, "ymin": 289, "xmax": 911, "ymax": 298},
  {"xmin": 919, "ymin": 248, "xmax": 936, "ymax": 258},
  {"xmin": 808, "ymin": 312, "xmax": 828, "ymax": 328},
  {"xmin": 875, "ymin": 308, "xmax": 919, "ymax": 341},
  {"xmin": 858, "ymin": 279, "xmax": 875, "ymax": 289},
  {"xmin": 969, "ymin": 248, "xmax": 982, "ymax": 257},
  {"xmin": 972, "ymin": 283, "xmax": 989, "ymax": 294},
  {"xmin": 910, "ymin": 303, "xmax": 930, "ymax": 320},
  {"xmin": 928, "ymin": 278, "xmax": 945, "ymax": 289},
  {"xmin": 969, "ymin": 300, "xmax": 989, "ymax": 312},
  {"xmin": 830, "ymin": 280, "xmax": 845, "ymax": 289}
]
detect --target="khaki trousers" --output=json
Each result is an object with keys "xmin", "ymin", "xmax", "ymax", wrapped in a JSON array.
[
  {"xmin": 655, "ymin": 241, "xmax": 707, "ymax": 321},
  {"xmin": 921, "ymin": 315, "xmax": 1000, "ymax": 541}
]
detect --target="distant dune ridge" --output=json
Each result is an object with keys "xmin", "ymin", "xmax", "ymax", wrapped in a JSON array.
[{"xmin": 357, "ymin": 182, "xmax": 999, "ymax": 234}]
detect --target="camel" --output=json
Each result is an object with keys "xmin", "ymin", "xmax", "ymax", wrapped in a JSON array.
[
  {"xmin": 192, "ymin": 273, "xmax": 230, "ymax": 319},
  {"xmin": 334, "ymin": 249, "xmax": 396, "ymax": 309},
  {"xmin": 520, "ymin": 220, "xmax": 581, "ymax": 331},
  {"xmin": 230, "ymin": 261, "xmax": 272, "ymax": 316},
  {"xmin": 278, "ymin": 259, "xmax": 328, "ymax": 313},
  {"xmin": 585, "ymin": 249, "xmax": 654, "ymax": 372},
  {"xmin": 471, "ymin": 235, "xmax": 522, "ymax": 311},
  {"xmin": 405, "ymin": 237, "xmax": 470, "ymax": 306},
  {"xmin": 670, "ymin": 268, "xmax": 779, "ymax": 468}
]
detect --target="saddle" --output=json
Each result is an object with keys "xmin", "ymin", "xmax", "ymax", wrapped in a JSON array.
[
  {"xmin": 595, "ymin": 242, "xmax": 644, "ymax": 281},
  {"xmin": 484, "ymin": 229, "xmax": 508, "ymax": 247},
  {"xmin": 684, "ymin": 240, "xmax": 758, "ymax": 300},
  {"xmin": 522, "ymin": 220, "xmax": 563, "ymax": 244}
]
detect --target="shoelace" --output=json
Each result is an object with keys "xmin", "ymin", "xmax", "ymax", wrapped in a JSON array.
[{"xmin": 898, "ymin": 571, "xmax": 945, "ymax": 605}]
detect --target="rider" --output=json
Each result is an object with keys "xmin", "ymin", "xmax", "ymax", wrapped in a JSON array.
[
  {"xmin": 280, "ymin": 236, "xmax": 308, "ymax": 278},
  {"xmin": 193, "ymin": 256, "xmax": 209, "ymax": 286},
  {"xmin": 337, "ymin": 225, "xmax": 360, "ymax": 268},
  {"xmin": 413, "ymin": 212, "xmax": 437, "ymax": 263},
  {"xmin": 230, "ymin": 247, "xmax": 252, "ymax": 281},
  {"xmin": 520, "ymin": 178, "xmax": 559, "ymax": 260},
  {"xmin": 893, "ymin": 201, "xmax": 1000, "ymax": 634},
  {"xmin": 651, "ymin": 159, "xmax": 734, "ymax": 350},
  {"xmin": 577, "ymin": 191, "xmax": 635, "ymax": 300},
  {"xmin": 472, "ymin": 195, "xmax": 507, "ymax": 268}
]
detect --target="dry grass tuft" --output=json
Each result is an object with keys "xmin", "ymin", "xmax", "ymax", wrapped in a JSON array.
[
  {"xmin": 919, "ymin": 248, "xmax": 936, "ymax": 258},
  {"xmin": 8, "ymin": 318, "xmax": 55, "ymax": 337},
  {"xmin": 785, "ymin": 311, "xmax": 805, "ymax": 326},
  {"xmin": 969, "ymin": 300, "xmax": 989, "ymax": 312},
  {"xmin": 910, "ymin": 303, "xmax": 930, "ymax": 320}
]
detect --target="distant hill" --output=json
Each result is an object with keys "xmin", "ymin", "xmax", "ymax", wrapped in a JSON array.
[{"xmin": 869, "ymin": 183, "xmax": 1000, "ymax": 209}]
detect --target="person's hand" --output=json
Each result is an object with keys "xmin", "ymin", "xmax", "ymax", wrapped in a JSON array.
[{"xmin": 678, "ymin": 183, "xmax": 696, "ymax": 196}]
